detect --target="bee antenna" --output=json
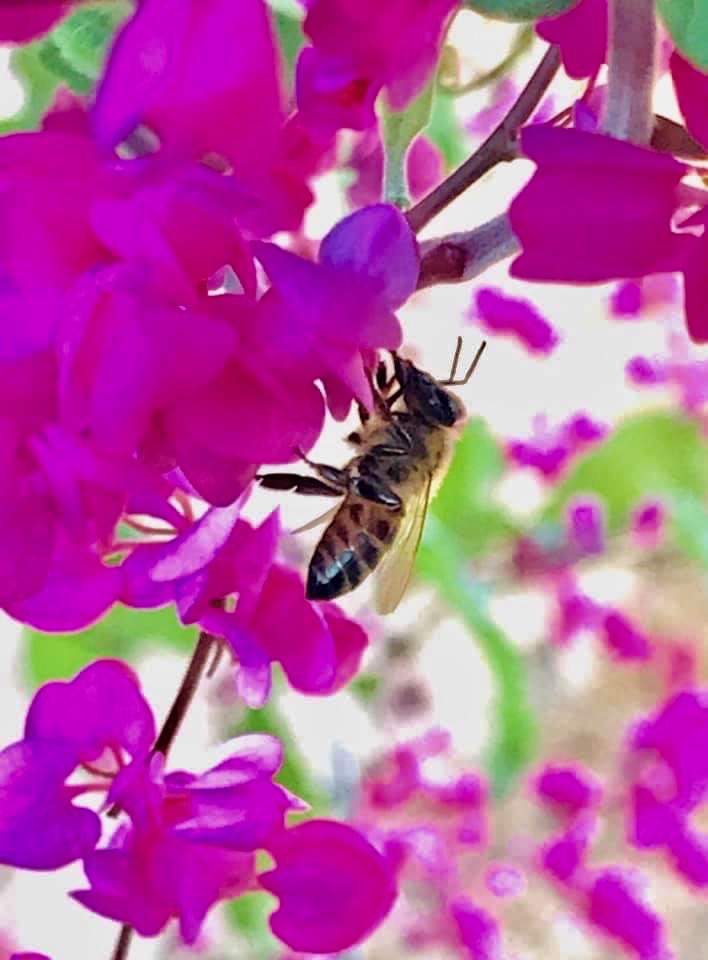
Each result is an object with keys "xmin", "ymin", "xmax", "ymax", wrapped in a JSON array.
[{"xmin": 440, "ymin": 339, "xmax": 487, "ymax": 387}]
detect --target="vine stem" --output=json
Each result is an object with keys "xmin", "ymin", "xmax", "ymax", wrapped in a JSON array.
[
  {"xmin": 109, "ymin": 630, "xmax": 215, "ymax": 960},
  {"xmin": 416, "ymin": 213, "xmax": 520, "ymax": 289},
  {"xmin": 602, "ymin": 0, "xmax": 657, "ymax": 144},
  {"xmin": 405, "ymin": 44, "xmax": 561, "ymax": 234}
]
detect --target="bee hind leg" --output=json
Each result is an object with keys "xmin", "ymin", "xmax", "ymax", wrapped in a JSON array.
[
  {"xmin": 349, "ymin": 476, "xmax": 402, "ymax": 510},
  {"xmin": 256, "ymin": 473, "xmax": 343, "ymax": 497}
]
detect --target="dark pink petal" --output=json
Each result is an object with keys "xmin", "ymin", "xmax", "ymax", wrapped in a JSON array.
[
  {"xmin": 319, "ymin": 604, "xmax": 369, "ymax": 691},
  {"xmin": 566, "ymin": 497, "xmax": 606, "ymax": 556},
  {"xmin": 5, "ymin": 535, "xmax": 121, "ymax": 632},
  {"xmin": 631, "ymin": 691, "xmax": 708, "ymax": 808},
  {"xmin": 536, "ymin": 0, "xmax": 608, "ymax": 79},
  {"xmin": 534, "ymin": 763, "xmax": 602, "ymax": 816},
  {"xmin": 540, "ymin": 815, "xmax": 596, "ymax": 884},
  {"xmin": 0, "ymin": 741, "xmax": 100, "ymax": 869},
  {"xmin": 261, "ymin": 819, "xmax": 397, "ymax": 953},
  {"xmin": 670, "ymin": 52, "xmax": 708, "ymax": 151},
  {"xmin": 319, "ymin": 204, "xmax": 419, "ymax": 310},
  {"xmin": 295, "ymin": 47, "xmax": 378, "ymax": 136},
  {"xmin": 631, "ymin": 500, "xmax": 665, "ymax": 548},
  {"xmin": 25, "ymin": 659, "xmax": 155, "ymax": 762},
  {"xmin": 681, "ymin": 226, "xmax": 708, "ymax": 343},
  {"xmin": 510, "ymin": 126, "xmax": 691, "ymax": 283},
  {"xmin": 199, "ymin": 609, "xmax": 273, "ymax": 708},
  {"xmin": 75, "ymin": 819, "xmax": 256, "ymax": 943},
  {"xmin": 586, "ymin": 868, "xmax": 670, "ymax": 960},
  {"xmin": 472, "ymin": 286, "xmax": 559, "ymax": 355},
  {"xmin": 450, "ymin": 896, "xmax": 502, "ymax": 960},
  {"xmin": 626, "ymin": 355, "xmax": 668, "ymax": 385},
  {"xmin": 600, "ymin": 610, "xmax": 651, "ymax": 661},
  {"xmin": 95, "ymin": 0, "xmax": 284, "ymax": 166},
  {"xmin": 149, "ymin": 502, "xmax": 242, "ymax": 583},
  {"xmin": 250, "ymin": 565, "xmax": 337, "ymax": 694},
  {"xmin": 0, "ymin": 2, "xmax": 70, "ymax": 41},
  {"xmin": 630, "ymin": 785, "xmax": 708, "ymax": 887}
]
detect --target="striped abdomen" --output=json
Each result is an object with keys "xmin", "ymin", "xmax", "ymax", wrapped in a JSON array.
[{"xmin": 306, "ymin": 498, "xmax": 399, "ymax": 602}]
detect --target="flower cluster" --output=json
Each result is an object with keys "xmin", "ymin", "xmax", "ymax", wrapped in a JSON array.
[{"xmin": 0, "ymin": 661, "xmax": 396, "ymax": 952}]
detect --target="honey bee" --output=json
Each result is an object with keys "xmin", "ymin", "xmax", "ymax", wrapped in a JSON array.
[{"xmin": 257, "ymin": 338, "xmax": 487, "ymax": 614}]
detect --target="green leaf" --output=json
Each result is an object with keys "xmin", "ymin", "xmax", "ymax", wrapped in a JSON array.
[
  {"xmin": 226, "ymin": 892, "xmax": 278, "ymax": 959},
  {"xmin": 658, "ymin": 0, "xmax": 708, "ymax": 70},
  {"xmin": 0, "ymin": 45, "xmax": 55, "ymax": 133},
  {"xmin": 541, "ymin": 411, "xmax": 708, "ymax": 532},
  {"xmin": 463, "ymin": 0, "xmax": 580, "ymax": 20},
  {"xmin": 23, "ymin": 604, "xmax": 198, "ymax": 688},
  {"xmin": 274, "ymin": 9, "xmax": 305, "ymax": 80},
  {"xmin": 51, "ymin": 2, "xmax": 131, "ymax": 82},
  {"xmin": 417, "ymin": 516, "xmax": 536, "ymax": 795},
  {"xmin": 381, "ymin": 77, "xmax": 435, "ymax": 208},
  {"xmin": 670, "ymin": 492, "xmax": 708, "ymax": 567},
  {"xmin": 426, "ymin": 88, "xmax": 468, "ymax": 168},
  {"xmin": 433, "ymin": 417, "xmax": 518, "ymax": 557}
]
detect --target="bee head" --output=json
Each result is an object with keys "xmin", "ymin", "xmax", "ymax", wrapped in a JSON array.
[{"xmin": 394, "ymin": 357, "xmax": 465, "ymax": 427}]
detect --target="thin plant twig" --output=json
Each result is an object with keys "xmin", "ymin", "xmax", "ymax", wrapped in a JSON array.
[{"xmin": 405, "ymin": 44, "xmax": 561, "ymax": 233}]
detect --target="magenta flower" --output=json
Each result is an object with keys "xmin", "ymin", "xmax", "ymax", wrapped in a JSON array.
[
  {"xmin": 550, "ymin": 577, "xmax": 602, "ymax": 646},
  {"xmin": 586, "ymin": 868, "xmax": 671, "ymax": 960},
  {"xmin": 566, "ymin": 497, "xmax": 606, "ymax": 556},
  {"xmin": 122, "ymin": 507, "xmax": 368, "ymax": 705},
  {"xmin": 0, "ymin": 1, "xmax": 72, "ymax": 42},
  {"xmin": 601, "ymin": 610, "xmax": 652, "ymax": 661},
  {"xmin": 346, "ymin": 131, "xmax": 443, "ymax": 209},
  {"xmin": 0, "ymin": 660, "xmax": 154, "ymax": 869},
  {"xmin": 631, "ymin": 785, "xmax": 708, "ymax": 888},
  {"xmin": 296, "ymin": 0, "xmax": 458, "ymax": 135},
  {"xmin": 510, "ymin": 126, "xmax": 693, "ymax": 283},
  {"xmin": 261, "ymin": 819, "xmax": 397, "ymax": 953},
  {"xmin": 670, "ymin": 52, "xmax": 708, "ymax": 152},
  {"xmin": 631, "ymin": 500, "xmax": 666, "ymax": 549},
  {"xmin": 450, "ymin": 896, "xmax": 502, "ymax": 960},
  {"xmin": 94, "ymin": 0, "xmax": 327, "ymax": 236},
  {"xmin": 254, "ymin": 204, "xmax": 418, "ymax": 416},
  {"xmin": 536, "ymin": 0, "xmax": 608, "ymax": 79},
  {"xmin": 677, "ymin": 209, "xmax": 708, "ymax": 342},
  {"xmin": 507, "ymin": 412, "xmax": 607, "ymax": 480},
  {"xmin": 470, "ymin": 286, "xmax": 559, "ymax": 355},
  {"xmin": 533, "ymin": 763, "xmax": 602, "ymax": 818},
  {"xmin": 609, "ymin": 275, "xmax": 680, "ymax": 319}
]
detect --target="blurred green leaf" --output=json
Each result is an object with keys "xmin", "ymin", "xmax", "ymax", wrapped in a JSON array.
[
  {"xmin": 24, "ymin": 604, "xmax": 197, "ymax": 688},
  {"xmin": 381, "ymin": 77, "xmax": 435, "ymax": 207},
  {"xmin": 463, "ymin": 0, "xmax": 579, "ymax": 20},
  {"xmin": 52, "ymin": 1, "xmax": 131, "ymax": 82},
  {"xmin": 226, "ymin": 891, "xmax": 278, "ymax": 959},
  {"xmin": 417, "ymin": 516, "xmax": 536, "ymax": 795},
  {"xmin": 274, "ymin": 9, "xmax": 305, "ymax": 80},
  {"xmin": 433, "ymin": 417, "xmax": 518, "ymax": 556},
  {"xmin": 670, "ymin": 492, "xmax": 708, "ymax": 567},
  {"xmin": 657, "ymin": 0, "xmax": 708, "ymax": 70},
  {"xmin": 541, "ymin": 411, "xmax": 708, "ymax": 532},
  {"xmin": 426, "ymin": 87, "xmax": 469, "ymax": 168},
  {"xmin": 0, "ymin": 42, "xmax": 62, "ymax": 133},
  {"xmin": 235, "ymin": 697, "xmax": 329, "ymax": 815}
]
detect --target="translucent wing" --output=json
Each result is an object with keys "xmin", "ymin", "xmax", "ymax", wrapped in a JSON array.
[
  {"xmin": 373, "ymin": 472, "xmax": 433, "ymax": 615},
  {"xmin": 291, "ymin": 504, "xmax": 340, "ymax": 535}
]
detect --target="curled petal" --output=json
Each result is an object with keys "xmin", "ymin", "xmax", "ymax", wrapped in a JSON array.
[{"xmin": 261, "ymin": 819, "xmax": 397, "ymax": 953}]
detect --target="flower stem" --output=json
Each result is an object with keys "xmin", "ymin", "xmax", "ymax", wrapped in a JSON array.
[
  {"xmin": 110, "ymin": 925, "xmax": 134, "ymax": 960},
  {"xmin": 602, "ymin": 0, "xmax": 657, "ymax": 144},
  {"xmin": 416, "ymin": 213, "xmax": 520, "ymax": 289},
  {"xmin": 153, "ymin": 629, "xmax": 214, "ymax": 756},
  {"xmin": 107, "ymin": 630, "xmax": 215, "ymax": 960},
  {"xmin": 405, "ymin": 44, "xmax": 561, "ymax": 233}
]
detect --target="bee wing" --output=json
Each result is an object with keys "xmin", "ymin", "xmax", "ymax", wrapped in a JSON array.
[
  {"xmin": 291, "ymin": 504, "xmax": 341, "ymax": 535},
  {"xmin": 373, "ymin": 471, "xmax": 433, "ymax": 615}
]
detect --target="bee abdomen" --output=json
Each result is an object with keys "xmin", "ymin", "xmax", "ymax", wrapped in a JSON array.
[{"xmin": 306, "ymin": 510, "xmax": 395, "ymax": 602}]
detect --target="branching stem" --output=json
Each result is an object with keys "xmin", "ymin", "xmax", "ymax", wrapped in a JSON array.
[{"xmin": 405, "ymin": 44, "xmax": 561, "ymax": 233}]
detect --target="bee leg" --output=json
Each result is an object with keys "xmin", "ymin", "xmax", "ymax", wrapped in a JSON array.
[
  {"xmin": 356, "ymin": 401, "xmax": 370, "ymax": 425},
  {"xmin": 256, "ymin": 473, "xmax": 343, "ymax": 497},
  {"xmin": 293, "ymin": 449, "xmax": 350, "ymax": 491},
  {"xmin": 349, "ymin": 476, "xmax": 402, "ymax": 510}
]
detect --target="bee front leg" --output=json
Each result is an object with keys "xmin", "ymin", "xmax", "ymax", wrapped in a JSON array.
[
  {"xmin": 256, "ymin": 473, "xmax": 343, "ymax": 497},
  {"xmin": 293, "ymin": 449, "xmax": 350, "ymax": 491}
]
